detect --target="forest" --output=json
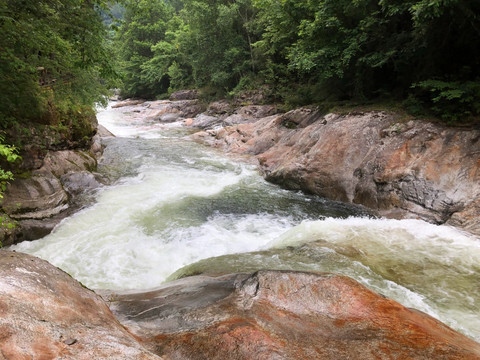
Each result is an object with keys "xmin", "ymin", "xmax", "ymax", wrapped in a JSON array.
[
  {"xmin": 2, "ymin": 0, "xmax": 480, "ymax": 126},
  {"xmin": 115, "ymin": 0, "xmax": 480, "ymax": 122},
  {"xmin": 0, "ymin": 0, "xmax": 479, "ymax": 191}
]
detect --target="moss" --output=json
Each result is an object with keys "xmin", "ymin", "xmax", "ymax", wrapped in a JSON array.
[
  {"xmin": 282, "ymin": 120, "xmax": 297, "ymax": 129},
  {"xmin": 15, "ymin": 171, "xmax": 32, "ymax": 179}
]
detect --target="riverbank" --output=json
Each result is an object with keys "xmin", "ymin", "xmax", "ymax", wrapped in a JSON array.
[
  {"xmin": 0, "ymin": 123, "xmax": 114, "ymax": 246},
  {"xmin": 193, "ymin": 107, "xmax": 480, "ymax": 236},
  {"xmin": 4, "ymin": 94, "xmax": 478, "ymax": 244},
  {"xmin": 110, "ymin": 94, "xmax": 480, "ymax": 237}
]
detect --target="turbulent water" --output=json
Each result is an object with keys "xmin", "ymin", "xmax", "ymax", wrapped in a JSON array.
[{"xmin": 12, "ymin": 103, "xmax": 480, "ymax": 342}]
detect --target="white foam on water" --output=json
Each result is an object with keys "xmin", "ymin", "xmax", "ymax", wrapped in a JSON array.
[{"xmin": 12, "ymin": 159, "xmax": 295, "ymax": 290}]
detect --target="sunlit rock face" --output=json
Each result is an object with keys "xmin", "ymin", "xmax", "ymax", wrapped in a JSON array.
[
  {"xmin": 107, "ymin": 271, "xmax": 480, "ymax": 360},
  {"xmin": 0, "ymin": 251, "xmax": 162, "ymax": 360},
  {"xmin": 194, "ymin": 110, "xmax": 480, "ymax": 235}
]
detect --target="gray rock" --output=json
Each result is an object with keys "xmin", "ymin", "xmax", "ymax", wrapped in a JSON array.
[
  {"xmin": 207, "ymin": 100, "xmax": 232, "ymax": 115},
  {"xmin": 60, "ymin": 171, "xmax": 103, "ymax": 197},
  {"xmin": 190, "ymin": 114, "xmax": 223, "ymax": 129},
  {"xmin": 1, "ymin": 170, "xmax": 68, "ymax": 219},
  {"xmin": 169, "ymin": 89, "xmax": 198, "ymax": 101},
  {"xmin": 156, "ymin": 112, "xmax": 183, "ymax": 123},
  {"xmin": 198, "ymin": 110, "xmax": 480, "ymax": 235},
  {"xmin": 42, "ymin": 150, "xmax": 96, "ymax": 177},
  {"xmin": 1, "ymin": 149, "xmax": 101, "ymax": 244}
]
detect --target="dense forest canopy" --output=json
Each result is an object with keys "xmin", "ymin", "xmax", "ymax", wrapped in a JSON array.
[
  {"xmin": 116, "ymin": 0, "xmax": 480, "ymax": 122},
  {"xmin": 0, "ymin": 0, "xmax": 117, "ymax": 129},
  {"xmin": 1, "ymin": 0, "xmax": 479, "ymax": 137},
  {"xmin": 1, "ymin": 0, "xmax": 479, "ymax": 128}
]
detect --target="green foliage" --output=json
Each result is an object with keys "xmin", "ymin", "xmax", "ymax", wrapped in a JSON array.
[
  {"xmin": 0, "ymin": 133, "xmax": 20, "ymax": 203},
  {"xmin": 115, "ymin": 0, "xmax": 480, "ymax": 123},
  {"xmin": 0, "ymin": 0, "xmax": 118, "ymax": 128},
  {"xmin": 115, "ymin": 0, "xmax": 175, "ymax": 98},
  {"xmin": 116, "ymin": 0, "xmax": 260, "ymax": 98},
  {"xmin": 412, "ymin": 80, "xmax": 480, "ymax": 122}
]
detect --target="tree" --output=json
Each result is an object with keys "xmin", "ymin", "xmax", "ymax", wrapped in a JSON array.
[
  {"xmin": 252, "ymin": 0, "xmax": 480, "ymax": 119},
  {"xmin": 116, "ymin": 0, "xmax": 261, "ymax": 98},
  {"xmin": 116, "ymin": 0, "xmax": 175, "ymax": 98},
  {"xmin": 0, "ymin": 0, "xmax": 117, "ymax": 128},
  {"xmin": 0, "ymin": 134, "xmax": 20, "ymax": 239}
]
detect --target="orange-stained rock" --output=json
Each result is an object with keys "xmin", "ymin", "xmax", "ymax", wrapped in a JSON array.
[
  {"xmin": 193, "ymin": 110, "xmax": 480, "ymax": 235},
  {"xmin": 0, "ymin": 251, "xmax": 162, "ymax": 360},
  {"xmin": 107, "ymin": 271, "xmax": 480, "ymax": 360}
]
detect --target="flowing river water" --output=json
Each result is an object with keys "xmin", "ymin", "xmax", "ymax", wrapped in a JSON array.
[{"xmin": 11, "ymin": 103, "xmax": 480, "ymax": 342}]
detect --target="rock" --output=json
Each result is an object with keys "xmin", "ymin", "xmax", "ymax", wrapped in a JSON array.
[
  {"xmin": 189, "ymin": 114, "xmax": 223, "ymax": 129},
  {"xmin": 198, "ymin": 110, "xmax": 480, "ymax": 235},
  {"xmin": 169, "ymin": 89, "xmax": 198, "ymax": 101},
  {"xmin": 223, "ymin": 105, "xmax": 279, "ymax": 126},
  {"xmin": 207, "ymin": 100, "xmax": 233, "ymax": 115},
  {"xmin": 447, "ymin": 198, "xmax": 480, "ymax": 235},
  {"xmin": 111, "ymin": 99, "xmax": 146, "ymax": 108},
  {"xmin": 90, "ymin": 125, "xmax": 113, "ymax": 159},
  {"xmin": 233, "ymin": 89, "xmax": 271, "ymax": 105},
  {"xmin": 60, "ymin": 171, "xmax": 103, "ymax": 197},
  {"xmin": 1, "ymin": 149, "xmax": 101, "ymax": 244},
  {"xmin": 172, "ymin": 100, "xmax": 205, "ymax": 118},
  {"xmin": 0, "ymin": 251, "xmax": 162, "ymax": 360},
  {"xmin": 157, "ymin": 112, "xmax": 183, "ymax": 123},
  {"xmin": 139, "ymin": 100, "xmax": 205, "ymax": 120},
  {"xmin": 97, "ymin": 124, "xmax": 115, "ymax": 138},
  {"xmin": 8, "ymin": 218, "xmax": 58, "ymax": 243},
  {"xmin": 42, "ymin": 150, "xmax": 96, "ymax": 177},
  {"xmin": 1, "ymin": 169, "xmax": 68, "ymax": 219},
  {"xmin": 107, "ymin": 271, "xmax": 480, "ymax": 359}
]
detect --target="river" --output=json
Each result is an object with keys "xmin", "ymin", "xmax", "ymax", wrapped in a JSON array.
[{"xmin": 12, "ymin": 103, "xmax": 480, "ymax": 342}]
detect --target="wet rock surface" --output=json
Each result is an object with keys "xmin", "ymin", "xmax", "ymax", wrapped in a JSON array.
[
  {"xmin": 106, "ymin": 270, "xmax": 480, "ymax": 360},
  {"xmin": 169, "ymin": 89, "xmax": 199, "ymax": 101},
  {"xmin": 0, "ymin": 251, "xmax": 162, "ymax": 360},
  {"xmin": 95, "ymin": 99, "xmax": 480, "ymax": 235}
]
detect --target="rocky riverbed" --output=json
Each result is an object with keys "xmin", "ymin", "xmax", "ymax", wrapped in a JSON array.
[
  {"xmin": 2, "ymin": 250, "xmax": 480, "ymax": 359},
  {"xmin": 101, "ymin": 94, "xmax": 480, "ymax": 236},
  {"xmin": 1, "ymin": 92, "xmax": 479, "ymax": 358}
]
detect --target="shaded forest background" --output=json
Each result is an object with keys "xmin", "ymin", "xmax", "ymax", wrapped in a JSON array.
[
  {"xmin": 116, "ymin": 0, "xmax": 480, "ymax": 124},
  {"xmin": 1, "ymin": 0, "xmax": 479, "ymax": 130}
]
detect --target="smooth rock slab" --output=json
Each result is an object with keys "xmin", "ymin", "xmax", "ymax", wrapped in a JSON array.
[
  {"xmin": 107, "ymin": 271, "xmax": 480, "ymax": 360},
  {"xmin": 0, "ymin": 251, "xmax": 162, "ymax": 360}
]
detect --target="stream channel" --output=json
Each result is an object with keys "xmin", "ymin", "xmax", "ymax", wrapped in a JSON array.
[{"xmin": 12, "ymin": 103, "xmax": 480, "ymax": 342}]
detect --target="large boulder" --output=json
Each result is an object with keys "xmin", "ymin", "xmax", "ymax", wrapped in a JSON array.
[
  {"xmin": 1, "ymin": 169, "xmax": 68, "ymax": 220},
  {"xmin": 0, "ymin": 250, "xmax": 162, "ymax": 360},
  {"xmin": 107, "ymin": 270, "xmax": 480, "ymax": 360},
  {"xmin": 111, "ymin": 99, "xmax": 146, "ymax": 108},
  {"xmin": 223, "ymin": 105, "xmax": 279, "ymax": 126},
  {"xmin": 114, "ymin": 99, "xmax": 206, "ymax": 122},
  {"xmin": 169, "ymin": 89, "xmax": 198, "ymax": 101},
  {"xmin": 1, "ymin": 150, "xmax": 102, "ymax": 245},
  {"xmin": 194, "ymin": 110, "xmax": 480, "ymax": 235}
]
